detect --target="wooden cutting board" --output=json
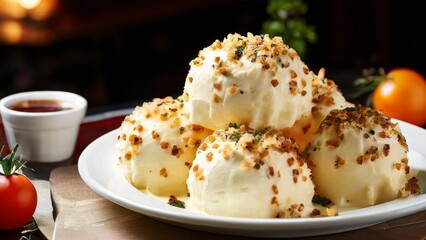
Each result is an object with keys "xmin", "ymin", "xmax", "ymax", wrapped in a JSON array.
[
  {"xmin": 49, "ymin": 165, "xmax": 250, "ymax": 240},
  {"xmin": 49, "ymin": 165, "xmax": 426, "ymax": 240}
]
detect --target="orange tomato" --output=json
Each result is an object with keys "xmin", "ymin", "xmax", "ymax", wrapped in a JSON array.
[{"xmin": 372, "ymin": 68, "xmax": 426, "ymax": 126}]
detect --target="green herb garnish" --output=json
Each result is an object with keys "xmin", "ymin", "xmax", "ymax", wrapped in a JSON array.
[
  {"xmin": 168, "ymin": 195, "xmax": 185, "ymax": 208},
  {"xmin": 250, "ymin": 51, "xmax": 258, "ymax": 63},
  {"xmin": 0, "ymin": 144, "xmax": 27, "ymax": 175},
  {"xmin": 349, "ymin": 67, "xmax": 386, "ymax": 107},
  {"xmin": 252, "ymin": 130, "xmax": 265, "ymax": 142},
  {"xmin": 345, "ymin": 106, "xmax": 358, "ymax": 112},
  {"xmin": 312, "ymin": 195, "xmax": 333, "ymax": 207},
  {"xmin": 229, "ymin": 131, "xmax": 242, "ymax": 142},
  {"xmin": 235, "ymin": 46, "xmax": 245, "ymax": 59}
]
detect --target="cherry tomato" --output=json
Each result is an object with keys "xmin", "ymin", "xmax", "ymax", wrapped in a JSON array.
[
  {"xmin": 372, "ymin": 68, "xmax": 426, "ymax": 126},
  {"xmin": 0, "ymin": 173, "xmax": 38, "ymax": 230}
]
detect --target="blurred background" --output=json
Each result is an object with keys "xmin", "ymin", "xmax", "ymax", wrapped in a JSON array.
[{"xmin": 0, "ymin": 0, "xmax": 424, "ymax": 111}]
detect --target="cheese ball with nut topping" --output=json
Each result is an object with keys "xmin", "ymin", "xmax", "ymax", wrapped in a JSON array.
[
  {"xmin": 116, "ymin": 96, "xmax": 213, "ymax": 197},
  {"xmin": 305, "ymin": 105, "xmax": 419, "ymax": 208},
  {"xmin": 183, "ymin": 32, "xmax": 315, "ymax": 130},
  {"xmin": 187, "ymin": 124, "xmax": 321, "ymax": 218}
]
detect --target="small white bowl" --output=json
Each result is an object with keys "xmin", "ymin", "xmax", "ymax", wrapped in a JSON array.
[{"xmin": 0, "ymin": 91, "xmax": 87, "ymax": 163}]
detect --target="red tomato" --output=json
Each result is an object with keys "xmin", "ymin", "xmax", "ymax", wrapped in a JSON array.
[
  {"xmin": 0, "ymin": 173, "xmax": 38, "ymax": 230},
  {"xmin": 372, "ymin": 68, "xmax": 426, "ymax": 126}
]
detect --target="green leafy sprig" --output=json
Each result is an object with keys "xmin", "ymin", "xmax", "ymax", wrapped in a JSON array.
[
  {"xmin": 0, "ymin": 144, "xmax": 32, "ymax": 175},
  {"xmin": 261, "ymin": 0, "xmax": 317, "ymax": 57},
  {"xmin": 351, "ymin": 67, "xmax": 387, "ymax": 107}
]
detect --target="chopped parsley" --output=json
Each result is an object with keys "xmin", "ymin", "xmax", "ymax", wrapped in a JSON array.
[
  {"xmin": 235, "ymin": 46, "xmax": 245, "ymax": 59},
  {"xmin": 312, "ymin": 195, "xmax": 333, "ymax": 207},
  {"xmin": 168, "ymin": 195, "xmax": 185, "ymax": 208},
  {"xmin": 229, "ymin": 131, "xmax": 242, "ymax": 142},
  {"xmin": 252, "ymin": 130, "xmax": 265, "ymax": 142},
  {"xmin": 346, "ymin": 107, "xmax": 357, "ymax": 112},
  {"xmin": 251, "ymin": 51, "xmax": 258, "ymax": 63}
]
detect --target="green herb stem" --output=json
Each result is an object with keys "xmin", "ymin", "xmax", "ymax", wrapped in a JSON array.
[{"xmin": 0, "ymin": 144, "xmax": 24, "ymax": 175}]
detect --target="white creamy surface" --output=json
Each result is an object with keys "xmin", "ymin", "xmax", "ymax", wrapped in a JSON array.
[
  {"xmin": 307, "ymin": 108, "xmax": 412, "ymax": 208},
  {"xmin": 116, "ymin": 97, "xmax": 212, "ymax": 197},
  {"xmin": 183, "ymin": 33, "xmax": 315, "ymax": 130},
  {"xmin": 186, "ymin": 128, "xmax": 317, "ymax": 218}
]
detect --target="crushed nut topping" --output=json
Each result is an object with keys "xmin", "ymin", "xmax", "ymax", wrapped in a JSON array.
[
  {"xmin": 314, "ymin": 105, "xmax": 409, "ymax": 166},
  {"xmin": 160, "ymin": 168, "xmax": 168, "ymax": 178}
]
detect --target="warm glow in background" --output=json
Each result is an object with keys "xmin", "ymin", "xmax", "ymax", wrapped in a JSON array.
[
  {"xmin": 0, "ymin": 0, "xmax": 57, "ymax": 44},
  {"xmin": 0, "ymin": 0, "xmax": 423, "ymax": 110}
]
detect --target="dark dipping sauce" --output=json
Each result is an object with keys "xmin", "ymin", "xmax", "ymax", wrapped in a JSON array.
[{"xmin": 9, "ymin": 99, "xmax": 69, "ymax": 112}]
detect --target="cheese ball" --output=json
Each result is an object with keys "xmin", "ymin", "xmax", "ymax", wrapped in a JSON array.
[
  {"xmin": 116, "ymin": 96, "xmax": 213, "ymax": 197},
  {"xmin": 305, "ymin": 105, "xmax": 420, "ymax": 207},
  {"xmin": 187, "ymin": 124, "xmax": 321, "ymax": 218},
  {"xmin": 183, "ymin": 32, "xmax": 315, "ymax": 130}
]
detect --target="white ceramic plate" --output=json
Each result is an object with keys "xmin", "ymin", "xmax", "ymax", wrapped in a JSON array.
[{"xmin": 78, "ymin": 119, "xmax": 426, "ymax": 238}]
